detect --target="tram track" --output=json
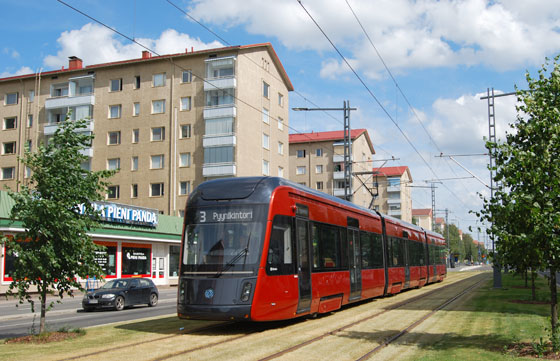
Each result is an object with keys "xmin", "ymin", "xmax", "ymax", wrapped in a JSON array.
[{"xmin": 55, "ymin": 272, "xmax": 486, "ymax": 361}]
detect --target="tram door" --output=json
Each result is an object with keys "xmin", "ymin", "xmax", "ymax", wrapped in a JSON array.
[
  {"xmin": 403, "ymin": 234, "xmax": 410, "ymax": 289},
  {"xmin": 296, "ymin": 217, "xmax": 312, "ymax": 313},
  {"xmin": 348, "ymin": 218, "xmax": 362, "ymax": 301}
]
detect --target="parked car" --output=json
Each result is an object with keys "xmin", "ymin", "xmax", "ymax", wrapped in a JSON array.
[{"xmin": 82, "ymin": 278, "xmax": 158, "ymax": 311}]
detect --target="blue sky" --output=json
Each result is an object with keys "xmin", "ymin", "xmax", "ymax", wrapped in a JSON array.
[{"xmin": 2, "ymin": 0, "xmax": 560, "ymax": 247}]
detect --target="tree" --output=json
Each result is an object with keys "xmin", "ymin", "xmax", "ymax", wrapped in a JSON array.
[
  {"xmin": 476, "ymin": 55, "xmax": 560, "ymax": 348},
  {"xmin": 0, "ymin": 118, "xmax": 114, "ymax": 334}
]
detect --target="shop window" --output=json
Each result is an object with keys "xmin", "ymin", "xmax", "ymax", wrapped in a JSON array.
[
  {"xmin": 169, "ymin": 245, "xmax": 180, "ymax": 277},
  {"xmin": 93, "ymin": 241, "xmax": 117, "ymax": 277},
  {"xmin": 121, "ymin": 243, "xmax": 151, "ymax": 277}
]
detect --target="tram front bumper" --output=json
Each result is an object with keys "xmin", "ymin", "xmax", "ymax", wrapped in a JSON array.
[{"xmin": 177, "ymin": 303, "xmax": 252, "ymax": 321}]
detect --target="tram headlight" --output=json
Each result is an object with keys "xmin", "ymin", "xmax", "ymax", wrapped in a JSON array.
[
  {"xmin": 240, "ymin": 282, "xmax": 252, "ymax": 302},
  {"xmin": 179, "ymin": 282, "xmax": 185, "ymax": 303}
]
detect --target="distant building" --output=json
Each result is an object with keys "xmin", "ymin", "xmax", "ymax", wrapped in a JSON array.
[
  {"xmin": 434, "ymin": 217, "xmax": 446, "ymax": 234},
  {"xmin": 289, "ymin": 129, "xmax": 375, "ymax": 209},
  {"xmin": 371, "ymin": 166, "xmax": 413, "ymax": 223},
  {"xmin": 412, "ymin": 208, "xmax": 433, "ymax": 230}
]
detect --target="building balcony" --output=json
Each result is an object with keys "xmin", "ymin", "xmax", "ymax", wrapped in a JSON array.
[
  {"xmin": 388, "ymin": 209, "xmax": 402, "ymax": 217},
  {"xmin": 203, "ymin": 134, "xmax": 236, "ymax": 147},
  {"xmin": 333, "ymin": 154, "xmax": 352, "ymax": 163},
  {"xmin": 44, "ymin": 120, "xmax": 94, "ymax": 136},
  {"xmin": 387, "ymin": 198, "xmax": 401, "ymax": 205},
  {"xmin": 203, "ymin": 105, "xmax": 236, "ymax": 119},
  {"xmin": 79, "ymin": 147, "xmax": 94, "ymax": 158},
  {"xmin": 333, "ymin": 171, "xmax": 345, "ymax": 180},
  {"xmin": 203, "ymin": 163, "xmax": 236, "ymax": 177},
  {"xmin": 204, "ymin": 77, "xmax": 236, "ymax": 92},
  {"xmin": 45, "ymin": 94, "xmax": 95, "ymax": 109},
  {"xmin": 333, "ymin": 188, "xmax": 350, "ymax": 197},
  {"xmin": 387, "ymin": 185, "xmax": 401, "ymax": 192}
]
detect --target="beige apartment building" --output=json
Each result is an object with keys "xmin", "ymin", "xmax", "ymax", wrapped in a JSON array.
[
  {"xmin": 0, "ymin": 43, "xmax": 293, "ymax": 216},
  {"xmin": 412, "ymin": 208, "xmax": 433, "ymax": 231},
  {"xmin": 371, "ymin": 166, "xmax": 413, "ymax": 223},
  {"xmin": 289, "ymin": 129, "xmax": 376, "ymax": 209}
]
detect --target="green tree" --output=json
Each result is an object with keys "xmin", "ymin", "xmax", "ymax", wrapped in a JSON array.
[
  {"xmin": 446, "ymin": 224, "xmax": 464, "ymax": 262},
  {"xmin": 476, "ymin": 55, "xmax": 560, "ymax": 347},
  {"xmin": 0, "ymin": 118, "xmax": 114, "ymax": 334}
]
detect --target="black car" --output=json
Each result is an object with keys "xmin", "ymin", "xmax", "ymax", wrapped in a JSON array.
[{"xmin": 82, "ymin": 278, "xmax": 159, "ymax": 311}]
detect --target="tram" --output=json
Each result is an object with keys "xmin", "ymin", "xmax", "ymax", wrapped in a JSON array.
[{"xmin": 177, "ymin": 177, "xmax": 446, "ymax": 321}]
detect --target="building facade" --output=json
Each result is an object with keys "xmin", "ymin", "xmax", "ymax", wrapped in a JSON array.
[
  {"xmin": 0, "ymin": 44, "xmax": 293, "ymax": 216},
  {"xmin": 371, "ymin": 166, "xmax": 413, "ymax": 223},
  {"xmin": 412, "ymin": 208, "xmax": 433, "ymax": 231},
  {"xmin": 288, "ymin": 129, "xmax": 376, "ymax": 209}
]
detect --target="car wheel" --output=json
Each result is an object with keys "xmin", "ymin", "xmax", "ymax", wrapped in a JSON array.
[
  {"xmin": 148, "ymin": 293, "xmax": 158, "ymax": 307},
  {"xmin": 115, "ymin": 296, "xmax": 125, "ymax": 311}
]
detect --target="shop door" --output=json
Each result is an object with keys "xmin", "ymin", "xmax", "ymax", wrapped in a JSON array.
[{"xmin": 152, "ymin": 257, "xmax": 166, "ymax": 284}]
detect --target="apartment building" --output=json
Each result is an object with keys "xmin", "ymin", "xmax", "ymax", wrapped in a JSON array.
[
  {"xmin": 371, "ymin": 166, "xmax": 413, "ymax": 223},
  {"xmin": 412, "ymin": 208, "xmax": 433, "ymax": 231},
  {"xmin": 289, "ymin": 129, "xmax": 375, "ymax": 209},
  {"xmin": 0, "ymin": 43, "xmax": 293, "ymax": 216}
]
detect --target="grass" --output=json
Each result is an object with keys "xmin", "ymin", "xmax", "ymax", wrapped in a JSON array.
[{"xmin": 397, "ymin": 272, "xmax": 555, "ymax": 360}]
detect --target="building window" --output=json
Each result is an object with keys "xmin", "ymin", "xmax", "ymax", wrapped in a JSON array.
[
  {"xmin": 108, "ymin": 131, "xmax": 121, "ymax": 145},
  {"xmin": 109, "ymin": 105, "xmax": 121, "ymax": 119},
  {"xmin": 4, "ymin": 117, "xmax": 16, "ymax": 130},
  {"xmin": 151, "ymin": 127, "xmax": 165, "ymax": 141},
  {"xmin": 316, "ymin": 148, "xmax": 323, "ymax": 156},
  {"xmin": 181, "ymin": 124, "xmax": 191, "ymax": 139},
  {"xmin": 25, "ymin": 166, "xmax": 31, "ymax": 178},
  {"xmin": 263, "ymin": 160, "xmax": 269, "ymax": 176},
  {"xmin": 278, "ymin": 141, "xmax": 284, "ymax": 155},
  {"xmin": 26, "ymin": 114, "xmax": 33, "ymax": 128},
  {"xmin": 132, "ymin": 129, "xmax": 139, "ymax": 143},
  {"xmin": 26, "ymin": 140, "xmax": 31, "ymax": 151},
  {"xmin": 296, "ymin": 166, "xmax": 306, "ymax": 175},
  {"xmin": 182, "ymin": 70, "xmax": 192, "ymax": 83},
  {"xmin": 278, "ymin": 93, "xmax": 284, "ymax": 107},
  {"xmin": 297, "ymin": 149, "xmax": 306, "ymax": 158},
  {"xmin": 206, "ymin": 89, "xmax": 234, "ymax": 107},
  {"xmin": 1, "ymin": 167, "xmax": 15, "ymax": 180},
  {"xmin": 263, "ymin": 81, "xmax": 269, "ymax": 98},
  {"xmin": 278, "ymin": 116, "xmax": 284, "ymax": 130},
  {"xmin": 263, "ymin": 133, "xmax": 269, "ymax": 150},
  {"xmin": 131, "ymin": 184, "xmax": 138, "ymax": 198},
  {"xmin": 206, "ymin": 57, "xmax": 234, "ymax": 78},
  {"xmin": 110, "ymin": 79, "xmax": 122, "ymax": 92},
  {"xmin": 205, "ymin": 117, "xmax": 233, "ymax": 135},
  {"xmin": 179, "ymin": 181, "xmax": 190, "ymax": 195},
  {"xmin": 131, "ymin": 156, "xmax": 138, "ymax": 171},
  {"xmin": 134, "ymin": 76, "xmax": 140, "ymax": 89},
  {"xmin": 150, "ymin": 183, "xmax": 164, "ymax": 197},
  {"xmin": 133, "ymin": 102, "xmax": 140, "ymax": 116},
  {"xmin": 388, "ymin": 177, "xmax": 400, "ymax": 187},
  {"xmin": 121, "ymin": 243, "xmax": 150, "ymax": 276},
  {"xmin": 3, "ymin": 142, "xmax": 16, "ymax": 155},
  {"xmin": 107, "ymin": 158, "xmax": 120, "ymax": 171},
  {"xmin": 152, "ymin": 99, "xmax": 166, "ymax": 114},
  {"xmin": 180, "ymin": 97, "xmax": 191, "ymax": 111},
  {"xmin": 262, "ymin": 108, "xmax": 269, "ymax": 124},
  {"xmin": 151, "ymin": 155, "xmax": 164, "ymax": 169},
  {"xmin": 316, "ymin": 181, "xmax": 324, "ymax": 190},
  {"xmin": 28, "ymin": 90, "xmax": 35, "ymax": 103},
  {"xmin": 153, "ymin": 73, "xmax": 166, "ymax": 87},
  {"xmin": 5, "ymin": 92, "xmax": 18, "ymax": 105},
  {"xmin": 316, "ymin": 165, "xmax": 323, "ymax": 174},
  {"xmin": 107, "ymin": 185, "xmax": 120, "ymax": 199},
  {"xmin": 204, "ymin": 146, "xmax": 233, "ymax": 164},
  {"xmin": 169, "ymin": 245, "xmax": 180, "ymax": 277},
  {"xmin": 278, "ymin": 166, "xmax": 284, "ymax": 178},
  {"xmin": 180, "ymin": 152, "xmax": 191, "ymax": 167}
]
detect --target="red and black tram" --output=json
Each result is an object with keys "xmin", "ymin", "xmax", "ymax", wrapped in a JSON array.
[{"xmin": 177, "ymin": 177, "xmax": 446, "ymax": 321}]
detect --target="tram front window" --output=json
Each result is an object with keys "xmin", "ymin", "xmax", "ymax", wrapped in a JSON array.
[{"xmin": 184, "ymin": 222, "xmax": 263, "ymax": 270}]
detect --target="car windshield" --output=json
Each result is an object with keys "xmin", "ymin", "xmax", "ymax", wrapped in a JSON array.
[{"xmin": 101, "ymin": 279, "xmax": 129, "ymax": 289}]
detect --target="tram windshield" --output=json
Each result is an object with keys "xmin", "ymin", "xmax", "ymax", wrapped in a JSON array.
[{"xmin": 183, "ymin": 221, "xmax": 263, "ymax": 270}]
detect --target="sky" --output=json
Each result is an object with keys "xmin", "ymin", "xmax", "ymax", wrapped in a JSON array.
[{"xmin": 2, "ymin": 0, "xmax": 560, "ymax": 248}]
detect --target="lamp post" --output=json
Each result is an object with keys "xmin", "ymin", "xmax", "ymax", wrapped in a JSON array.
[{"xmin": 293, "ymin": 101, "xmax": 357, "ymax": 202}]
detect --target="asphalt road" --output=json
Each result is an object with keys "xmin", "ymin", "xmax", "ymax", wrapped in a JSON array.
[{"xmin": 0, "ymin": 287, "xmax": 178, "ymax": 339}]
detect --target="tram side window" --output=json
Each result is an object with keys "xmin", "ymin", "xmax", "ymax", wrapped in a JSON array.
[
  {"xmin": 312, "ymin": 223, "xmax": 342, "ymax": 270},
  {"xmin": 428, "ymin": 244, "xmax": 436, "ymax": 265},
  {"xmin": 360, "ymin": 231, "xmax": 384, "ymax": 269},
  {"xmin": 267, "ymin": 215, "xmax": 295, "ymax": 275},
  {"xmin": 389, "ymin": 237, "xmax": 405, "ymax": 267},
  {"xmin": 408, "ymin": 240, "xmax": 424, "ymax": 266}
]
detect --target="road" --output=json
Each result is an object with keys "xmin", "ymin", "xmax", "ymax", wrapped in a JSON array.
[{"xmin": 0, "ymin": 287, "xmax": 178, "ymax": 339}]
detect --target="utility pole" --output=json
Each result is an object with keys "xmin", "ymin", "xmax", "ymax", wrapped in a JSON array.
[{"xmin": 293, "ymin": 101, "xmax": 357, "ymax": 202}]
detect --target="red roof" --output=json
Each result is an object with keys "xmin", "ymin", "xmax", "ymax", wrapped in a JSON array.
[
  {"xmin": 435, "ymin": 217, "xmax": 445, "ymax": 224},
  {"xmin": 289, "ymin": 129, "xmax": 375, "ymax": 154},
  {"xmin": 412, "ymin": 208, "xmax": 432, "ymax": 216},
  {"xmin": 372, "ymin": 166, "xmax": 409, "ymax": 177}
]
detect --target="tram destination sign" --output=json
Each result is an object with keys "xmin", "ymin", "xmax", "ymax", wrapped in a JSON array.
[
  {"xmin": 197, "ymin": 208, "xmax": 254, "ymax": 223},
  {"xmin": 78, "ymin": 202, "xmax": 159, "ymax": 228}
]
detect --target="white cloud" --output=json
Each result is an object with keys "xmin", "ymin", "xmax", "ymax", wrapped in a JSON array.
[
  {"xmin": 188, "ymin": 0, "xmax": 560, "ymax": 77},
  {"xmin": 0, "ymin": 66, "xmax": 34, "ymax": 78},
  {"xmin": 43, "ymin": 23, "xmax": 223, "ymax": 69}
]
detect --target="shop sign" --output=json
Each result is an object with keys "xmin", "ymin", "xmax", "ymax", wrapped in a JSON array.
[{"xmin": 78, "ymin": 202, "xmax": 159, "ymax": 227}]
